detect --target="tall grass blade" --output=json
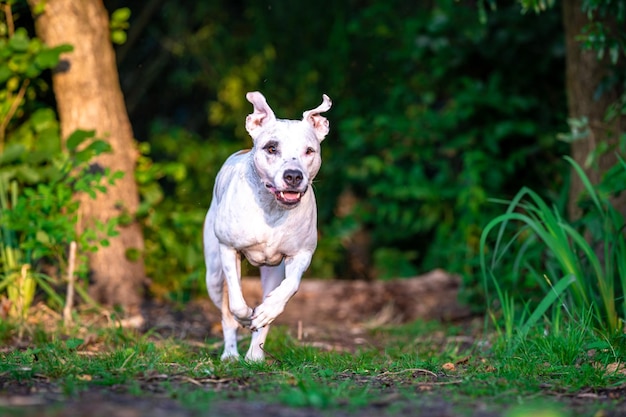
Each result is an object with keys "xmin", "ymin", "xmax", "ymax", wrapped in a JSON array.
[
  {"xmin": 518, "ymin": 274, "xmax": 576, "ymax": 338},
  {"xmin": 564, "ymin": 155, "xmax": 603, "ymax": 214}
]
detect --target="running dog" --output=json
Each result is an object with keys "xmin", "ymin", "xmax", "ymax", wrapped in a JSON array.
[{"xmin": 203, "ymin": 91, "xmax": 332, "ymax": 361}]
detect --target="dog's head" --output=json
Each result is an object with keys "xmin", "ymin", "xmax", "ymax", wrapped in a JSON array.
[{"xmin": 245, "ymin": 91, "xmax": 332, "ymax": 209}]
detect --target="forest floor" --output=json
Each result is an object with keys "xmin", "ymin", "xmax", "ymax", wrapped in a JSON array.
[{"xmin": 1, "ymin": 273, "xmax": 625, "ymax": 417}]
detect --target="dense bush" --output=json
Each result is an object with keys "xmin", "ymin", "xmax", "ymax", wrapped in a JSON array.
[
  {"xmin": 1, "ymin": 1, "xmax": 572, "ymax": 307},
  {"xmin": 116, "ymin": 1, "xmax": 568, "ymax": 300},
  {"xmin": 0, "ymin": 17, "xmax": 119, "ymax": 317}
]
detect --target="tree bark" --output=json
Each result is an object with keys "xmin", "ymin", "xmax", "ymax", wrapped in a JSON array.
[
  {"xmin": 28, "ymin": 0, "xmax": 145, "ymax": 316},
  {"xmin": 563, "ymin": 0, "xmax": 626, "ymax": 219}
]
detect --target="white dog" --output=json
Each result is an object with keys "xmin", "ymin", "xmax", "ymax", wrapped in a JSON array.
[{"xmin": 203, "ymin": 91, "xmax": 332, "ymax": 361}]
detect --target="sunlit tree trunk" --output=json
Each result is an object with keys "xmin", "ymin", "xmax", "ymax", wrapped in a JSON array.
[
  {"xmin": 563, "ymin": 0, "xmax": 626, "ymax": 219},
  {"xmin": 28, "ymin": 0, "xmax": 145, "ymax": 318}
]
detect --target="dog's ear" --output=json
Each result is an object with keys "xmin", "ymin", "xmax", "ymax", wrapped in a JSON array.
[
  {"xmin": 302, "ymin": 94, "xmax": 332, "ymax": 141},
  {"xmin": 245, "ymin": 91, "xmax": 276, "ymax": 139}
]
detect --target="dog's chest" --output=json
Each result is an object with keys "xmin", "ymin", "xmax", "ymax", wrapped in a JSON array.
[
  {"xmin": 240, "ymin": 241, "xmax": 288, "ymax": 267},
  {"xmin": 220, "ymin": 217, "xmax": 314, "ymax": 266},
  {"xmin": 214, "ymin": 198, "xmax": 316, "ymax": 266},
  {"xmin": 212, "ymin": 153, "xmax": 318, "ymax": 266}
]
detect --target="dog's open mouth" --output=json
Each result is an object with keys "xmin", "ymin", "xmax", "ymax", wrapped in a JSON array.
[
  {"xmin": 275, "ymin": 190, "xmax": 303, "ymax": 205},
  {"xmin": 266, "ymin": 184, "xmax": 305, "ymax": 206}
]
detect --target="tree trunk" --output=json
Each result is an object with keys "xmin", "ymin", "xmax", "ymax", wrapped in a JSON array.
[
  {"xmin": 28, "ymin": 0, "xmax": 145, "ymax": 317},
  {"xmin": 563, "ymin": 0, "xmax": 626, "ymax": 220}
]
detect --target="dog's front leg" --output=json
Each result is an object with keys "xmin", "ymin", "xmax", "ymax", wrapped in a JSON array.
[
  {"xmin": 245, "ymin": 263, "xmax": 285, "ymax": 361},
  {"xmin": 219, "ymin": 243, "xmax": 253, "ymax": 327},
  {"xmin": 250, "ymin": 251, "xmax": 312, "ymax": 331}
]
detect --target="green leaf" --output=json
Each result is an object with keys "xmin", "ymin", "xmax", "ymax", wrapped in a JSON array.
[
  {"xmin": 34, "ymin": 48, "xmax": 62, "ymax": 70},
  {"xmin": 609, "ymin": 43, "xmax": 619, "ymax": 65},
  {"xmin": 0, "ymin": 64, "xmax": 12, "ymax": 83},
  {"xmin": 0, "ymin": 143, "xmax": 26, "ymax": 164},
  {"xmin": 30, "ymin": 108, "xmax": 58, "ymax": 133},
  {"xmin": 6, "ymin": 76, "xmax": 19, "ymax": 91},
  {"xmin": 83, "ymin": 139, "xmax": 112, "ymax": 156},
  {"xmin": 36, "ymin": 230, "xmax": 51, "ymax": 245},
  {"xmin": 125, "ymin": 248, "xmax": 141, "ymax": 262},
  {"xmin": 164, "ymin": 162, "xmax": 187, "ymax": 181},
  {"xmin": 140, "ymin": 182, "xmax": 164, "ymax": 205},
  {"xmin": 35, "ymin": 44, "xmax": 72, "ymax": 70},
  {"xmin": 53, "ymin": 44, "xmax": 74, "ymax": 54},
  {"xmin": 65, "ymin": 338, "xmax": 84, "ymax": 350},
  {"xmin": 73, "ymin": 140, "xmax": 111, "ymax": 164},
  {"xmin": 8, "ymin": 28, "xmax": 30, "ymax": 52},
  {"xmin": 66, "ymin": 129, "xmax": 96, "ymax": 151},
  {"xmin": 111, "ymin": 30, "xmax": 127, "ymax": 45},
  {"xmin": 111, "ymin": 7, "xmax": 131, "ymax": 22},
  {"xmin": 118, "ymin": 212, "xmax": 133, "ymax": 226},
  {"xmin": 24, "ymin": 62, "xmax": 42, "ymax": 78},
  {"xmin": 31, "ymin": 0, "xmax": 46, "ymax": 15},
  {"xmin": 15, "ymin": 165, "xmax": 41, "ymax": 183},
  {"xmin": 519, "ymin": 274, "xmax": 576, "ymax": 337}
]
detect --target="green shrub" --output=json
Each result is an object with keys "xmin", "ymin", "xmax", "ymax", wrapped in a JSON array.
[
  {"xmin": 0, "ymin": 12, "xmax": 120, "ymax": 319},
  {"xmin": 0, "ymin": 128, "xmax": 122, "ymax": 319},
  {"xmin": 135, "ymin": 124, "xmax": 241, "ymax": 300},
  {"xmin": 481, "ymin": 156, "xmax": 626, "ymax": 343},
  {"xmin": 122, "ymin": 1, "xmax": 567, "ymax": 294}
]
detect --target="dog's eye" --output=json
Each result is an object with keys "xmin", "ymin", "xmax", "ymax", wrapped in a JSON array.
[
  {"xmin": 305, "ymin": 147, "xmax": 315, "ymax": 155},
  {"xmin": 264, "ymin": 143, "xmax": 278, "ymax": 154}
]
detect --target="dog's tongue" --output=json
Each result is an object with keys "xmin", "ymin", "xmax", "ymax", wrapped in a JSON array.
[{"xmin": 281, "ymin": 191, "xmax": 301, "ymax": 202}]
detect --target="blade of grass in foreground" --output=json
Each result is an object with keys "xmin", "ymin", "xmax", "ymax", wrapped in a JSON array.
[{"xmin": 518, "ymin": 274, "xmax": 576, "ymax": 339}]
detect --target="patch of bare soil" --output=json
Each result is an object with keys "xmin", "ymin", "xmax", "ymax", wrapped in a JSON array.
[
  {"xmin": 0, "ymin": 271, "xmax": 624, "ymax": 416},
  {"xmin": 143, "ymin": 269, "xmax": 471, "ymax": 352}
]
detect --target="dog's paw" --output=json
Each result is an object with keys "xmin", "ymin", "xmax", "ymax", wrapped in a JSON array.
[
  {"xmin": 221, "ymin": 350, "xmax": 241, "ymax": 362},
  {"xmin": 231, "ymin": 306, "xmax": 254, "ymax": 328},
  {"xmin": 250, "ymin": 302, "xmax": 284, "ymax": 331},
  {"xmin": 245, "ymin": 349, "xmax": 265, "ymax": 362}
]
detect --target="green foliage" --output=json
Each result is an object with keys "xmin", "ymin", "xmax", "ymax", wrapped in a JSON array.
[
  {"xmin": 120, "ymin": 1, "xmax": 567, "ymax": 292},
  {"xmin": 518, "ymin": 0, "xmax": 556, "ymax": 14},
  {"xmin": 135, "ymin": 124, "xmax": 241, "ymax": 299},
  {"xmin": 0, "ymin": 7, "xmax": 121, "ymax": 319},
  {"xmin": 0, "ymin": 127, "xmax": 122, "ymax": 318},
  {"xmin": 0, "ymin": 22, "xmax": 72, "ymax": 147},
  {"xmin": 578, "ymin": 1, "xmax": 626, "ymax": 65},
  {"xmin": 481, "ymin": 156, "xmax": 626, "ymax": 343},
  {"xmin": 519, "ymin": 0, "xmax": 626, "ymax": 124},
  {"xmin": 109, "ymin": 7, "xmax": 131, "ymax": 45},
  {"xmin": 323, "ymin": 2, "xmax": 566, "ymax": 282}
]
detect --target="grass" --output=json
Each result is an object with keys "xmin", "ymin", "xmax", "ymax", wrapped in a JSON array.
[
  {"xmin": 466, "ymin": 155, "xmax": 626, "ymax": 416},
  {"xmin": 0, "ymin": 178, "xmax": 37, "ymax": 321},
  {"xmin": 480, "ymin": 156, "xmax": 626, "ymax": 349},
  {"xmin": 0, "ymin": 317, "xmax": 624, "ymax": 416}
]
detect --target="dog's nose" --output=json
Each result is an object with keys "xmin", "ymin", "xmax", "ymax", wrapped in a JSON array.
[{"xmin": 283, "ymin": 169, "xmax": 303, "ymax": 187}]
